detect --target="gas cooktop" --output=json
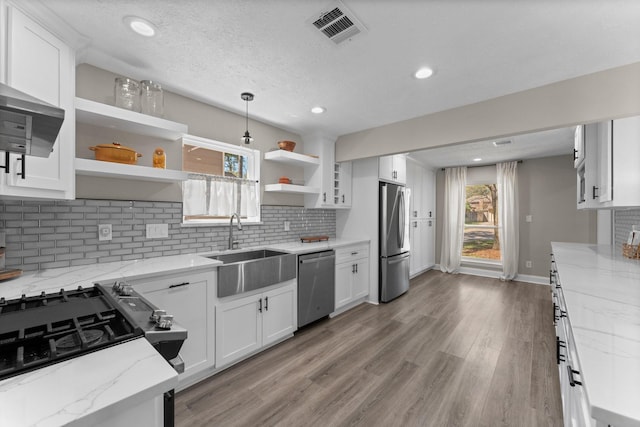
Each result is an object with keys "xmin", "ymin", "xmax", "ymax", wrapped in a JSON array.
[{"xmin": 0, "ymin": 286, "xmax": 144, "ymax": 381}]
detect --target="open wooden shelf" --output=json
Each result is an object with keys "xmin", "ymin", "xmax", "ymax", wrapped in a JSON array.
[{"xmin": 264, "ymin": 150, "xmax": 320, "ymax": 167}]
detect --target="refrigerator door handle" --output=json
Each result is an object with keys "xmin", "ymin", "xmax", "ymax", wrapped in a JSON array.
[
  {"xmin": 380, "ymin": 183, "xmax": 388, "ymax": 257},
  {"xmin": 398, "ymin": 190, "xmax": 405, "ymax": 248},
  {"xmin": 388, "ymin": 254, "xmax": 409, "ymax": 265}
]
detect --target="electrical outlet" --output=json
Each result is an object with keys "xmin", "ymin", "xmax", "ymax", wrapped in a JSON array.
[
  {"xmin": 98, "ymin": 224, "xmax": 112, "ymax": 241},
  {"xmin": 525, "ymin": 260, "xmax": 532, "ymax": 268},
  {"xmin": 146, "ymin": 224, "xmax": 169, "ymax": 238},
  {"xmin": 284, "ymin": 221, "xmax": 290, "ymax": 231},
  {"xmin": 525, "ymin": 215, "xmax": 532, "ymax": 223}
]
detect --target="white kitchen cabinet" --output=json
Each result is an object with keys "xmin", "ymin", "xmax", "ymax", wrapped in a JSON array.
[
  {"xmin": 334, "ymin": 244, "xmax": 369, "ymax": 311},
  {"xmin": 129, "ymin": 269, "xmax": 216, "ymax": 387},
  {"xmin": 1, "ymin": 5, "xmax": 75, "ymax": 199},
  {"xmin": 216, "ymin": 280, "xmax": 296, "ymax": 368},
  {"xmin": 379, "ymin": 154, "xmax": 406, "ymax": 184},
  {"xmin": 303, "ymin": 134, "xmax": 352, "ymax": 209},
  {"xmin": 334, "ymin": 161, "xmax": 352, "ymax": 207},
  {"xmin": 409, "ymin": 219, "xmax": 435, "ymax": 277},
  {"xmin": 407, "ymin": 159, "xmax": 436, "ymax": 276},
  {"xmin": 573, "ymin": 125, "xmax": 585, "ymax": 168},
  {"xmin": 577, "ymin": 116, "xmax": 640, "ymax": 208},
  {"xmin": 552, "ymin": 259, "xmax": 597, "ymax": 427}
]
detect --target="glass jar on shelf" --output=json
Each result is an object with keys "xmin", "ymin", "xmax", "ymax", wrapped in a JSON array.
[
  {"xmin": 140, "ymin": 80, "xmax": 164, "ymax": 117},
  {"xmin": 114, "ymin": 77, "xmax": 140, "ymax": 111}
]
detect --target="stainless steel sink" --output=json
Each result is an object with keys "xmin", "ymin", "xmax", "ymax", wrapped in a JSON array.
[{"xmin": 206, "ymin": 249, "xmax": 296, "ymax": 297}]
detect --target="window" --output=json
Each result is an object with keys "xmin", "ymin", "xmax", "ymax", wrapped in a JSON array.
[
  {"xmin": 463, "ymin": 183, "xmax": 501, "ymax": 262},
  {"xmin": 181, "ymin": 136, "xmax": 260, "ymax": 224}
]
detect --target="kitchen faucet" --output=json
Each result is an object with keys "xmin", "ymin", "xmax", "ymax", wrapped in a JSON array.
[{"xmin": 228, "ymin": 213, "xmax": 242, "ymax": 249}]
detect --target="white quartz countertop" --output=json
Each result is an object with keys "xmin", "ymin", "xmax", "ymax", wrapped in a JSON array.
[
  {"xmin": 0, "ymin": 337, "xmax": 177, "ymax": 427},
  {"xmin": 266, "ymin": 237, "xmax": 370, "ymax": 254},
  {"xmin": 551, "ymin": 242, "xmax": 640, "ymax": 427},
  {"xmin": 0, "ymin": 253, "xmax": 221, "ymax": 300}
]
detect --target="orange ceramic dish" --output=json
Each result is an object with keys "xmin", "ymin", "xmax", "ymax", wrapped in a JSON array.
[
  {"xmin": 277, "ymin": 140, "xmax": 296, "ymax": 152},
  {"xmin": 89, "ymin": 142, "xmax": 142, "ymax": 164}
]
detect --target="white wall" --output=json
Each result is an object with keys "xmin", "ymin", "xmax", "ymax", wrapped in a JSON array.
[{"xmin": 336, "ymin": 61, "xmax": 640, "ymax": 162}]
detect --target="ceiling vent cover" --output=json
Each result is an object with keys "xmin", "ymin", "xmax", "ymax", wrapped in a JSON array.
[{"xmin": 309, "ymin": 1, "xmax": 367, "ymax": 45}]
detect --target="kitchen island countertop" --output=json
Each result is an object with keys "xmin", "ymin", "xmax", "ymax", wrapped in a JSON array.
[{"xmin": 551, "ymin": 242, "xmax": 640, "ymax": 427}]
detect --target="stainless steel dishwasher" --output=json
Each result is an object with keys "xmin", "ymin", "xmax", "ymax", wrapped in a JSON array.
[{"xmin": 298, "ymin": 250, "xmax": 335, "ymax": 327}]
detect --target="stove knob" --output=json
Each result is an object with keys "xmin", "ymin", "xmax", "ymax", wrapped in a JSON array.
[
  {"xmin": 157, "ymin": 314, "xmax": 174, "ymax": 330},
  {"xmin": 150, "ymin": 309, "xmax": 166, "ymax": 322},
  {"xmin": 120, "ymin": 285, "xmax": 133, "ymax": 296}
]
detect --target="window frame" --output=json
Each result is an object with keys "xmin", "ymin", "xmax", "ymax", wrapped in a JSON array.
[{"xmin": 181, "ymin": 135, "xmax": 261, "ymax": 226}]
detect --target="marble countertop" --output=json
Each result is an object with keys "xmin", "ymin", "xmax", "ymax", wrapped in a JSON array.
[
  {"xmin": 551, "ymin": 242, "xmax": 640, "ymax": 427},
  {"xmin": 266, "ymin": 238, "xmax": 370, "ymax": 254},
  {"xmin": 0, "ymin": 338, "xmax": 177, "ymax": 427}
]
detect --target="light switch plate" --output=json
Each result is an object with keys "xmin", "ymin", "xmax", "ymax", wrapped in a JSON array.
[
  {"xmin": 525, "ymin": 215, "xmax": 532, "ymax": 223},
  {"xmin": 98, "ymin": 224, "xmax": 112, "ymax": 241}
]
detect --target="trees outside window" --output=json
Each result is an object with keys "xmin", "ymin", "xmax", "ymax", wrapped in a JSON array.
[{"xmin": 463, "ymin": 184, "xmax": 501, "ymax": 261}]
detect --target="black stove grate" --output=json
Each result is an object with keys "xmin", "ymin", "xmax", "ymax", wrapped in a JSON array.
[{"xmin": 0, "ymin": 286, "xmax": 144, "ymax": 381}]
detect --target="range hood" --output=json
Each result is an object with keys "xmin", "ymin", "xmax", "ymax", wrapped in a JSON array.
[{"xmin": 0, "ymin": 82, "xmax": 64, "ymax": 158}]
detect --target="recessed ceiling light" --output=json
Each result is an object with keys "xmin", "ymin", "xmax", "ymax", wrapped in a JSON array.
[
  {"xmin": 414, "ymin": 67, "xmax": 434, "ymax": 79},
  {"xmin": 124, "ymin": 16, "xmax": 157, "ymax": 37},
  {"xmin": 311, "ymin": 106, "xmax": 326, "ymax": 114},
  {"xmin": 473, "ymin": 158, "xmax": 482, "ymax": 162}
]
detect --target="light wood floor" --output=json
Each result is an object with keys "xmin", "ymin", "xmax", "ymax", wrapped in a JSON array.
[{"xmin": 175, "ymin": 270, "xmax": 563, "ymax": 427}]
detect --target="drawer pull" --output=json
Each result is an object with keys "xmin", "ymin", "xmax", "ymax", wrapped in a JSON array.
[
  {"xmin": 168, "ymin": 282, "xmax": 190, "ymax": 289},
  {"xmin": 351, "ymin": 251, "xmax": 358, "ymax": 255},
  {"xmin": 567, "ymin": 365, "xmax": 582, "ymax": 387},
  {"xmin": 556, "ymin": 336, "xmax": 566, "ymax": 364}
]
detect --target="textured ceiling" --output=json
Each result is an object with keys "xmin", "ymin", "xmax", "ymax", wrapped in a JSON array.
[{"xmin": 34, "ymin": 0, "xmax": 640, "ymax": 164}]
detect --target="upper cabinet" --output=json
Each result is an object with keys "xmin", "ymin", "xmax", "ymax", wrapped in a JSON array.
[
  {"xmin": 573, "ymin": 125, "xmax": 585, "ymax": 168},
  {"xmin": 379, "ymin": 154, "xmax": 406, "ymax": 184},
  {"xmin": 0, "ymin": 5, "xmax": 76, "ymax": 199},
  {"xmin": 577, "ymin": 115, "xmax": 640, "ymax": 209},
  {"xmin": 303, "ymin": 135, "xmax": 352, "ymax": 209}
]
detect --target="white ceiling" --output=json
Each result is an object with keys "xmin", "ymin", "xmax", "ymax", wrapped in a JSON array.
[{"xmin": 35, "ymin": 0, "xmax": 640, "ymax": 164}]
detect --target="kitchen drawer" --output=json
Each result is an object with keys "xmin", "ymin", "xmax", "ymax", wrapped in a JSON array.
[{"xmin": 335, "ymin": 244, "xmax": 369, "ymax": 264}]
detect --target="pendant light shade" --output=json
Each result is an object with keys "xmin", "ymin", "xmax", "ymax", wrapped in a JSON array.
[{"xmin": 241, "ymin": 92, "xmax": 254, "ymax": 144}]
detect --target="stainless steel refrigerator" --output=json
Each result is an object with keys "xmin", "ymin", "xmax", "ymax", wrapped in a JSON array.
[{"xmin": 379, "ymin": 181, "xmax": 411, "ymax": 302}]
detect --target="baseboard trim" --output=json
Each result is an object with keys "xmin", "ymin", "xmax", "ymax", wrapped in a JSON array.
[{"xmin": 433, "ymin": 264, "xmax": 548, "ymax": 285}]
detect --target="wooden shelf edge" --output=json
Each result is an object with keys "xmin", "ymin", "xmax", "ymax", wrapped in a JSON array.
[{"xmin": 75, "ymin": 158, "xmax": 188, "ymax": 182}]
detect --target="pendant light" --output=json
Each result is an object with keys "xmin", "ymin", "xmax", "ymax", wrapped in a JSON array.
[{"xmin": 241, "ymin": 92, "xmax": 254, "ymax": 144}]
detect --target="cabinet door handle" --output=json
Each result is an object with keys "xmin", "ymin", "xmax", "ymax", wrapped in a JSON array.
[
  {"xmin": 351, "ymin": 251, "xmax": 358, "ymax": 256},
  {"xmin": 168, "ymin": 281, "xmax": 190, "ymax": 289},
  {"xmin": 17, "ymin": 154, "xmax": 25, "ymax": 179},
  {"xmin": 429, "ymin": 211, "xmax": 432, "ymax": 218},
  {"xmin": 264, "ymin": 296, "xmax": 268, "ymax": 311},
  {"xmin": 342, "ymin": 194, "xmax": 345, "ymax": 203},
  {"xmin": 1, "ymin": 152, "xmax": 8, "ymax": 174},
  {"xmin": 567, "ymin": 365, "xmax": 582, "ymax": 387},
  {"xmin": 355, "ymin": 264, "xmax": 358, "ymax": 273},
  {"xmin": 573, "ymin": 148, "xmax": 578, "ymax": 161},
  {"xmin": 592, "ymin": 186, "xmax": 599, "ymax": 200},
  {"xmin": 556, "ymin": 336, "xmax": 566, "ymax": 364},
  {"xmin": 258, "ymin": 298, "xmax": 262, "ymax": 313},
  {"xmin": 352, "ymin": 264, "xmax": 355, "ymax": 273},
  {"xmin": 413, "ymin": 210, "xmax": 417, "ymax": 217},
  {"xmin": 323, "ymin": 192, "xmax": 326, "ymax": 202}
]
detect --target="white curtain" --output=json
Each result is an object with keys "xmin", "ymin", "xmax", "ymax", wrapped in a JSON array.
[
  {"xmin": 183, "ymin": 175, "xmax": 258, "ymax": 218},
  {"xmin": 497, "ymin": 161, "xmax": 519, "ymax": 280},
  {"xmin": 440, "ymin": 167, "xmax": 467, "ymax": 273}
]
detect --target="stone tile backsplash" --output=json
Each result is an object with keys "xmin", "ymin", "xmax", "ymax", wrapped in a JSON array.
[
  {"xmin": 0, "ymin": 199, "xmax": 335, "ymax": 271},
  {"xmin": 614, "ymin": 209, "xmax": 640, "ymax": 247}
]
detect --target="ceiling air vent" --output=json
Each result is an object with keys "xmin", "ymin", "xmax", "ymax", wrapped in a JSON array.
[{"xmin": 309, "ymin": 1, "xmax": 367, "ymax": 45}]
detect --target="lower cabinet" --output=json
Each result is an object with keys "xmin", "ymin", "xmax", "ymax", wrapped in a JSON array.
[
  {"xmin": 409, "ymin": 219, "xmax": 435, "ymax": 277},
  {"xmin": 552, "ymin": 259, "xmax": 596, "ymax": 427},
  {"xmin": 129, "ymin": 269, "xmax": 216, "ymax": 386},
  {"xmin": 335, "ymin": 244, "xmax": 369, "ymax": 311},
  {"xmin": 215, "ymin": 280, "xmax": 296, "ymax": 368}
]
